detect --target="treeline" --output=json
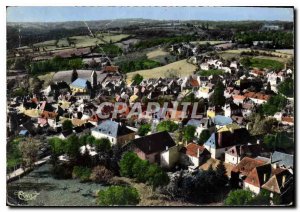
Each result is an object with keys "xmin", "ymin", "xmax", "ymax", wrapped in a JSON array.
[
  {"xmin": 30, "ymin": 56, "xmax": 84, "ymax": 75},
  {"xmin": 134, "ymin": 35, "xmax": 196, "ymax": 49},
  {"xmin": 234, "ymin": 31, "xmax": 293, "ymax": 48},
  {"xmin": 7, "ymin": 26, "xmax": 89, "ymax": 49}
]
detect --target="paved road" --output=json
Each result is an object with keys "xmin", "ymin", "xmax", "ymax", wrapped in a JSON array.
[{"xmin": 6, "ymin": 155, "xmax": 50, "ymax": 182}]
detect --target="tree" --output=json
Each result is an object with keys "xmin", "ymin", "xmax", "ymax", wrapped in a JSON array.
[
  {"xmin": 132, "ymin": 74, "xmax": 143, "ymax": 85},
  {"xmin": 211, "ymin": 81, "xmax": 225, "ymax": 107},
  {"xmin": 132, "ymin": 159, "xmax": 150, "ymax": 183},
  {"xmin": 72, "ymin": 166, "xmax": 92, "ymax": 182},
  {"xmin": 62, "ymin": 119, "xmax": 73, "ymax": 131},
  {"xmin": 215, "ymin": 161, "xmax": 228, "ymax": 187},
  {"xmin": 90, "ymin": 165, "xmax": 113, "ymax": 182},
  {"xmin": 263, "ymin": 132, "xmax": 294, "ymax": 151},
  {"xmin": 71, "ymin": 69, "xmax": 78, "ymax": 82},
  {"xmin": 146, "ymin": 164, "xmax": 170, "ymax": 190},
  {"xmin": 198, "ymin": 129, "xmax": 211, "ymax": 145},
  {"xmin": 18, "ymin": 138, "xmax": 41, "ymax": 168},
  {"xmin": 262, "ymin": 94, "xmax": 287, "ymax": 116},
  {"xmin": 119, "ymin": 152, "xmax": 139, "ymax": 178},
  {"xmin": 278, "ymin": 78, "xmax": 293, "ymax": 97},
  {"xmin": 182, "ymin": 125, "xmax": 196, "ymax": 142},
  {"xmin": 138, "ymin": 124, "xmax": 151, "ymax": 136},
  {"xmin": 97, "ymin": 186, "xmax": 140, "ymax": 206},
  {"xmin": 49, "ymin": 137, "xmax": 65, "ymax": 155},
  {"xmin": 156, "ymin": 120, "xmax": 178, "ymax": 132},
  {"xmin": 64, "ymin": 134, "xmax": 81, "ymax": 160},
  {"xmin": 225, "ymin": 189, "xmax": 253, "ymax": 206},
  {"xmin": 93, "ymin": 138, "xmax": 111, "ymax": 153}
]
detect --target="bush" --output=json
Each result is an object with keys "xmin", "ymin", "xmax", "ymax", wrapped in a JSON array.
[
  {"xmin": 72, "ymin": 166, "xmax": 92, "ymax": 182},
  {"xmin": 182, "ymin": 125, "xmax": 196, "ymax": 142},
  {"xmin": 156, "ymin": 120, "xmax": 178, "ymax": 132},
  {"xmin": 146, "ymin": 164, "xmax": 170, "ymax": 190},
  {"xmin": 262, "ymin": 94, "xmax": 287, "ymax": 116},
  {"xmin": 225, "ymin": 189, "xmax": 253, "ymax": 205},
  {"xmin": 97, "ymin": 186, "xmax": 140, "ymax": 206},
  {"xmin": 138, "ymin": 124, "xmax": 151, "ymax": 136},
  {"xmin": 90, "ymin": 165, "xmax": 113, "ymax": 183},
  {"xmin": 119, "ymin": 152, "xmax": 140, "ymax": 178},
  {"xmin": 132, "ymin": 159, "xmax": 150, "ymax": 183}
]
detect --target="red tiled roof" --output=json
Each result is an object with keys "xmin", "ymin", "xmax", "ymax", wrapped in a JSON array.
[
  {"xmin": 40, "ymin": 111, "xmax": 57, "ymax": 119},
  {"xmin": 185, "ymin": 143, "xmax": 206, "ymax": 157},
  {"xmin": 104, "ymin": 66, "xmax": 119, "ymax": 72},
  {"xmin": 190, "ymin": 78, "xmax": 200, "ymax": 87},
  {"xmin": 282, "ymin": 116, "xmax": 294, "ymax": 123},
  {"xmin": 231, "ymin": 157, "xmax": 265, "ymax": 176}
]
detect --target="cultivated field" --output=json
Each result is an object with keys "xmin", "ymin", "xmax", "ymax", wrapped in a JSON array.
[
  {"xmin": 126, "ymin": 59, "xmax": 197, "ymax": 82},
  {"xmin": 219, "ymin": 48, "xmax": 293, "ymax": 63}
]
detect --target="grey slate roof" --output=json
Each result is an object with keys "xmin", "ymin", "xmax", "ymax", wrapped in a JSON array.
[
  {"xmin": 271, "ymin": 151, "xmax": 294, "ymax": 168},
  {"xmin": 92, "ymin": 120, "xmax": 134, "ymax": 138}
]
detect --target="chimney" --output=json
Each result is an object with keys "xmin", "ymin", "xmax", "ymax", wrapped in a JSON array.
[
  {"xmin": 166, "ymin": 146, "xmax": 169, "ymax": 151},
  {"xmin": 282, "ymin": 175, "xmax": 286, "ymax": 187},
  {"xmin": 263, "ymin": 173, "xmax": 267, "ymax": 183},
  {"xmin": 197, "ymin": 148, "xmax": 200, "ymax": 158}
]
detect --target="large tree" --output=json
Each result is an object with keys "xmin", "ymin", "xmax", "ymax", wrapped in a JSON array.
[
  {"xmin": 225, "ymin": 189, "xmax": 253, "ymax": 206},
  {"xmin": 18, "ymin": 138, "xmax": 41, "ymax": 168},
  {"xmin": 211, "ymin": 80, "xmax": 225, "ymax": 107}
]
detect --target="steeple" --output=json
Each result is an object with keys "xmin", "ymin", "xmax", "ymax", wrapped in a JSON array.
[{"xmin": 91, "ymin": 70, "xmax": 97, "ymax": 88}]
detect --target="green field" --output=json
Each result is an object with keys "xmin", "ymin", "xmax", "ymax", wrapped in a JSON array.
[
  {"xmin": 241, "ymin": 57, "xmax": 284, "ymax": 70},
  {"xmin": 197, "ymin": 69, "xmax": 225, "ymax": 76}
]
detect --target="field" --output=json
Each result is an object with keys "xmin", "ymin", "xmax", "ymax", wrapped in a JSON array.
[
  {"xmin": 20, "ymin": 33, "xmax": 130, "ymax": 52},
  {"xmin": 126, "ymin": 59, "xmax": 197, "ymax": 82},
  {"xmin": 96, "ymin": 33, "xmax": 130, "ymax": 43},
  {"xmin": 146, "ymin": 48, "xmax": 177, "ymax": 64},
  {"xmin": 219, "ymin": 48, "xmax": 293, "ymax": 65}
]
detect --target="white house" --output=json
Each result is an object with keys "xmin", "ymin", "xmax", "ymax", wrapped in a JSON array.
[
  {"xmin": 91, "ymin": 120, "xmax": 135, "ymax": 146},
  {"xmin": 195, "ymin": 86, "xmax": 214, "ymax": 99}
]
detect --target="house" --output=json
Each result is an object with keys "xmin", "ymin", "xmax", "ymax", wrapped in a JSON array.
[
  {"xmin": 232, "ymin": 95, "xmax": 246, "ymax": 105},
  {"xmin": 262, "ymin": 169, "xmax": 293, "ymax": 204},
  {"xmin": 212, "ymin": 115, "xmax": 233, "ymax": 128},
  {"xmin": 230, "ymin": 157, "xmax": 266, "ymax": 188},
  {"xmin": 129, "ymin": 131, "xmax": 179, "ymax": 168},
  {"xmin": 58, "ymin": 130, "xmax": 73, "ymax": 140},
  {"xmin": 244, "ymin": 163, "xmax": 273, "ymax": 194},
  {"xmin": 281, "ymin": 116, "xmax": 294, "ymax": 126},
  {"xmin": 244, "ymin": 92, "xmax": 270, "ymax": 105},
  {"xmin": 204, "ymin": 127, "xmax": 250, "ymax": 159},
  {"xmin": 38, "ymin": 111, "xmax": 58, "ymax": 128},
  {"xmin": 271, "ymin": 151, "xmax": 294, "ymax": 169},
  {"xmin": 225, "ymin": 143, "xmax": 268, "ymax": 165},
  {"xmin": 186, "ymin": 118, "xmax": 213, "ymax": 137},
  {"xmin": 70, "ymin": 78, "xmax": 89, "ymax": 95},
  {"xmin": 200, "ymin": 62, "xmax": 209, "ymax": 70},
  {"xmin": 196, "ymin": 86, "xmax": 214, "ymax": 99},
  {"xmin": 206, "ymin": 106, "xmax": 224, "ymax": 118},
  {"xmin": 91, "ymin": 120, "xmax": 135, "ymax": 146},
  {"xmin": 223, "ymin": 103, "xmax": 242, "ymax": 117},
  {"xmin": 180, "ymin": 143, "xmax": 211, "ymax": 167}
]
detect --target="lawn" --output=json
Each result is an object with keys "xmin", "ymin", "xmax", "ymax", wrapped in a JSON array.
[
  {"xmin": 126, "ymin": 59, "xmax": 197, "ymax": 83},
  {"xmin": 99, "ymin": 33, "xmax": 130, "ymax": 43},
  {"xmin": 69, "ymin": 35, "xmax": 105, "ymax": 48},
  {"xmin": 241, "ymin": 57, "xmax": 284, "ymax": 70}
]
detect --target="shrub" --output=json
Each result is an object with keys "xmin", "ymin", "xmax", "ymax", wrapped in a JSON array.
[
  {"xmin": 225, "ymin": 189, "xmax": 253, "ymax": 206},
  {"xmin": 146, "ymin": 164, "xmax": 170, "ymax": 190},
  {"xmin": 90, "ymin": 165, "xmax": 113, "ymax": 183},
  {"xmin": 97, "ymin": 186, "xmax": 140, "ymax": 206},
  {"xmin": 138, "ymin": 124, "xmax": 151, "ymax": 136},
  {"xmin": 72, "ymin": 166, "xmax": 92, "ymax": 182},
  {"xmin": 119, "ymin": 152, "xmax": 139, "ymax": 178},
  {"xmin": 156, "ymin": 120, "xmax": 178, "ymax": 132}
]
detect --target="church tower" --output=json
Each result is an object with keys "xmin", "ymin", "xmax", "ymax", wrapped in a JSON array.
[{"xmin": 91, "ymin": 70, "xmax": 97, "ymax": 88}]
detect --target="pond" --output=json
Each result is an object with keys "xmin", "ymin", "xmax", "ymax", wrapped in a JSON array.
[{"xmin": 7, "ymin": 164, "xmax": 108, "ymax": 206}]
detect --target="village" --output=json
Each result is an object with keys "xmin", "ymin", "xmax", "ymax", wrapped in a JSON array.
[{"xmin": 6, "ymin": 16, "xmax": 294, "ymax": 206}]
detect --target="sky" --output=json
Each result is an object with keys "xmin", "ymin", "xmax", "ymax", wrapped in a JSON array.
[{"xmin": 7, "ymin": 7, "xmax": 294, "ymax": 22}]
